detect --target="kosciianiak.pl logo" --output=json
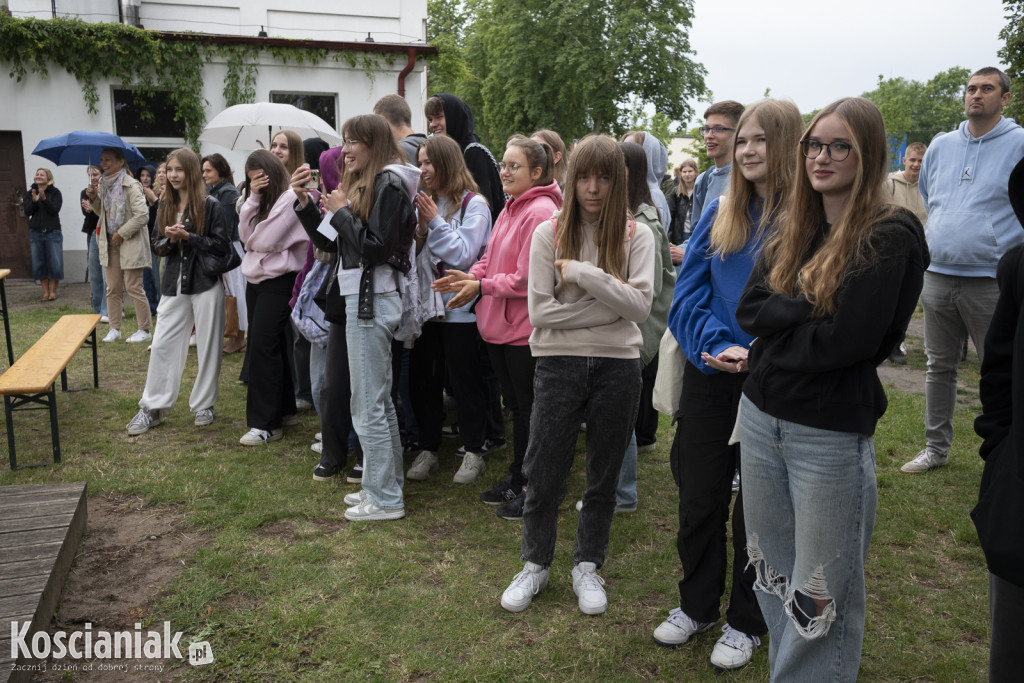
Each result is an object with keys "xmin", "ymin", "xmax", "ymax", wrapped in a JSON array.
[{"xmin": 9, "ymin": 621, "xmax": 214, "ymax": 667}]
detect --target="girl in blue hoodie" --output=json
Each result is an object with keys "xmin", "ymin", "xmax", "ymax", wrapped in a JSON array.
[{"xmin": 653, "ymin": 100, "xmax": 802, "ymax": 671}]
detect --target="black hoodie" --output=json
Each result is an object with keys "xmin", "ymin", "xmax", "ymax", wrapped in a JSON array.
[
  {"xmin": 437, "ymin": 93, "xmax": 505, "ymax": 222},
  {"xmin": 736, "ymin": 208, "xmax": 928, "ymax": 435}
]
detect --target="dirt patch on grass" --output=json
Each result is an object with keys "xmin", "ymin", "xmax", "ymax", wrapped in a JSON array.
[{"xmin": 32, "ymin": 494, "xmax": 207, "ymax": 682}]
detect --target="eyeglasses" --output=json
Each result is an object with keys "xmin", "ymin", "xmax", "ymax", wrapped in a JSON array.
[
  {"xmin": 498, "ymin": 162, "xmax": 524, "ymax": 173},
  {"xmin": 342, "ymin": 139, "xmax": 361, "ymax": 148},
  {"xmin": 699, "ymin": 126, "xmax": 735, "ymax": 135},
  {"xmin": 800, "ymin": 139, "xmax": 852, "ymax": 162}
]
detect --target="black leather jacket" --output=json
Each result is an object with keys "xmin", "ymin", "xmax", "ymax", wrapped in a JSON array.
[
  {"xmin": 294, "ymin": 169, "xmax": 415, "ymax": 322},
  {"xmin": 152, "ymin": 197, "xmax": 232, "ymax": 296}
]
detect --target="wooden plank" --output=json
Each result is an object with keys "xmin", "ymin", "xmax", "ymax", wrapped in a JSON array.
[
  {"xmin": 0, "ymin": 489, "xmax": 84, "ymax": 505},
  {"xmin": 0, "ymin": 594, "xmax": 40, "ymax": 621},
  {"xmin": 0, "ymin": 501, "xmax": 83, "ymax": 519},
  {"xmin": 0, "ymin": 557, "xmax": 53, "ymax": 580},
  {"xmin": 0, "ymin": 541, "xmax": 62, "ymax": 564},
  {"xmin": 3, "ymin": 576, "xmax": 48, "ymax": 599},
  {"xmin": 0, "ymin": 483, "xmax": 84, "ymax": 497},
  {"xmin": 0, "ymin": 513, "xmax": 75, "ymax": 534},
  {"xmin": 0, "ymin": 526, "xmax": 70, "ymax": 549},
  {"xmin": 0, "ymin": 314, "xmax": 99, "ymax": 394}
]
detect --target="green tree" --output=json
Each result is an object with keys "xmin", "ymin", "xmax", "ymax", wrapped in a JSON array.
[
  {"xmin": 432, "ymin": 0, "xmax": 706, "ymax": 150},
  {"xmin": 425, "ymin": 0, "xmax": 473, "ymax": 100},
  {"xmin": 1000, "ymin": 0, "xmax": 1024, "ymax": 122},
  {"xmin": 861, "ymin": 67, "xmax": 970, "ymax": 164}
]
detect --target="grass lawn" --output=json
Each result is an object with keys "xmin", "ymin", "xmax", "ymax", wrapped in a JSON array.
[{"xmin": 1, "ymin": 303, "xmax": 990, "ymax": 681}]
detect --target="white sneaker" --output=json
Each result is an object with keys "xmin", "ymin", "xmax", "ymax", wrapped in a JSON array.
[
  {"xmin": 194, "ymin": 408, "xmax": 214, "ymax": 427},
  {"xmin": 239, "ymin": 428, "xmax": 283, "ymax": 446},
  {"xmin": 189, "ymin": 333, "xmax": 197, "ymax": 347},
  {"xmin": 126, "ymin": 329, "xmax": 152, "ymax": 343},
  {"xmin": 453, "ymin": 452, "xmax": 485, "ymax": 483},
  {"xmin": 344, "ymin": 501, "xmax": 405, "ymax": 521},
  {"xmin": 315, "ymin": 432, "xmax": 322, "ymax": 441},
  {"xmin": 710, "ymin": 624, "xmax": 760, "ymax": 670},
  {"xmin": 102, "ymin": 329, "xmax": 121, "ymax": 343},
  {"xmin": 343, "ymin": 490, "xmax": 368, "ymax": 507},
  {"xmin": 501, "ymin": 562, "xmax": 549, "ymax": 612},
  {"xmin": 901, "ymin": 447, "xmax": 948, "ymax": 473},
  {"xmin": 406, "ymin": 450, "xmax": 439, "ymax": 481},
  {"xmin": 571, "ymin": 562, "xmax": 607, "ymax": 615},
  {"xmin": 653, "ymin": 607, "xmax": 714, "ymax": 646},
  {"xmin": 126, "ymin": 407, "xmax": 162, "ymax": 435},
  {"xmin": 99, "ymin": 315, "xmax": 109, "ymax": 324},
  {"xmin": 311, "ymin": 441, "xmax": 322, "ymax": 454}
]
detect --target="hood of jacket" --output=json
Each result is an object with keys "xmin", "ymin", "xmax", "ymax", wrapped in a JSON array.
[
  {"xmin": 506, "ymin": 180, "xmax": 563, "ymax": 218},
  {"xmin": 890, "ymin": 206, "xmax": 931, "ymax": 271},
  {"xmin": 319, "ymin": 147, "xmax": 345, "ymax": 193},
  {"xmin": 438, "ymin": 93, "xmax": 480, "ymax": 149},
  {"xmin": 639, "ymin": 133, "xmax": 671, "ymax": 228},
  {"xmin": 887, "ymin": 171, "xmax": 918, "ymax": 188},
  {"xmin": 384, "ymin": 162, "xmax": 421, "ymax": 200}
]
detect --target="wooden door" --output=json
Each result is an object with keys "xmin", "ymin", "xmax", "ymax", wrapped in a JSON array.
[{"xmin": 0, "ymin": 131, "xmax": 32, "ymax": 278}]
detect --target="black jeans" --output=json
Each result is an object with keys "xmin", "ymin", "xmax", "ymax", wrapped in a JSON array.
[
  {"xmin": 521, "ymin": 356, "xmax": 641, "ymax": 568},
  {"xmin": 635, "ymin": 353, "xmax": 660, "ymax": 446},
  {"xmin": 671, "ymin": 361, "xmax": 765, "ymax": 636},
  {"xmin": 486, "ymin": 343, "xmax": 536, "ymax": 489},
  {"xmin": 409, "ymin": 321, "xmax": 488, "ymax": 452},
  {"xmin": 318, "ymin": 318, "xmax": 355, "ymax": 472},
  {"xmin": 245, "ymin": 273, "xmax": 298, "ymax": 430}
]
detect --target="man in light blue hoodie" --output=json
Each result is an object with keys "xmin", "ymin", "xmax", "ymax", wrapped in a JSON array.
[
  {"xmin": 690, "ymin": 101, "xmax": 745, "ymax": 235},
  {"xmin": 903, "ymin": 67, "xmax": 1024, "ymax": 474}
]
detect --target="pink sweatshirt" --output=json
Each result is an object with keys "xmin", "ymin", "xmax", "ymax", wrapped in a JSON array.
[
  {"xmin": 239, "ymin": 188, "xmax": 309, "ymax": 284},
  {"xmin": 469, "ymin": 181, "xmax": 562, "ymax": 345}
]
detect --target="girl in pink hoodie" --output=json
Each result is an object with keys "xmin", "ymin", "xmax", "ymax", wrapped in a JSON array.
[{"xmin": 434, "ymin": 136, "xmax": 562, "ymax": 518}]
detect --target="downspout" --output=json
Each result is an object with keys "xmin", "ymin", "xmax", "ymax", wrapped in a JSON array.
[{"xmin": 397, "ymin": 47, "xmax": 416, "ymax": 98}]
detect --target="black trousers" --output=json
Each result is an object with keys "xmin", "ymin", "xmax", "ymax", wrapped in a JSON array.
[
  {"xmin": 245, "ymin": 273, "xmax": 298, "ymax": 430},
  {"xmin": 635, "ymin": 352, "xmax": 660, "ymax": 446},
  {"xmin": 409, "ymin": 321, "xmax": 488, "ymax": 453},
  {"xmin": 485, "ymin": 342, "xmax": 535, "ymax": 489},
  {"xmin": 670, "ymin": 361, "xmax": 766, "ymax": 635},
  {"xmin": 318, "ymin": 317, "xmax": 354, "ymax": 471}
]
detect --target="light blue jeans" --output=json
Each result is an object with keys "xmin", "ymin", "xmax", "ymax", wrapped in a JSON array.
[
  {"xmin": 309, "ymin": 341, "xmax": 327, "ymax": 417},
  {"xmin": 87, "ymin": 234, "xmax": 107, "ymax": 315},
  {"xmin": 345, "ymin": 292, "xmax": 403, "ymax": 510},
  {"xmin": 615, "ymin": 432, "xmax": 638, "ymax": 508},
  {"xmin": 738, "ymin": 395, "xmax": 877, "ymax": 683}
]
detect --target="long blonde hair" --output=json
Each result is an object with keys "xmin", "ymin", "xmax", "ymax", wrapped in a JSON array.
[
  {"xmin": 157, "ymin": 148, "xmax": 207, "ymax": 236},
  {"xmin": 271, "ymin": 130, "xmax": 304, "ymax": 175},
  {"xmin": 557, "ymin": 135, "xmax": 630, "ymax": 281},
  {"xmin": 762, "ymin": 97, "xmax": 894, "ymax": 316},
  {"xmin": 710, "ymin": 100, "xmax": 803, "ymax": 256},
  {"xmin": 341, "ymin": 115, "xmax": 405, "ymax": 221}
]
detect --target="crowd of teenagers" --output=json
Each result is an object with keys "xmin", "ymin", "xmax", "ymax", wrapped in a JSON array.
[{"xmin": 72, "ymin": 70, "xmax": 1024, "ymax": 679}]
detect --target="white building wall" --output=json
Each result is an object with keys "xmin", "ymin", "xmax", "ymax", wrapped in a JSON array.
[{"xmin": 3, "ymin": 0, "xmax": 429, "ymax": 281}]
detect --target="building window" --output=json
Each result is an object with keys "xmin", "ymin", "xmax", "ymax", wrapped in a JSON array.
[
  {"xmin": 269, "ymin": 93, "xmax": 337, "ymax": 131},
  {"xmin": 113, "ymin": 89, "xmax": 187, "ymax": 139}
]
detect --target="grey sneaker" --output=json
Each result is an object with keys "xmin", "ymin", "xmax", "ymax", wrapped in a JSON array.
[
  {"xmin": 406, "ymin": 450, "xmax": 439, "ymax": 481},
  {"xmin": 501, "ymin": 561, "xmax": 549, "ymax": 612},
  {"xmin": 653, "ymin": 607, "xmax": 714, "ymax": 646},
  {"xmin": 901, "ymin": 447, "xmax": 948, "ymax": 473},
  {"xmin": 453, "ymin": 453, "xmax": 485, "ymax": 483},
  {"xmin": 571, "ymin": 562, "xmax": 607, "ymax": 615},
  {"xmin": 194, "ymin": 408, "xmax": 214, "ymax": 427},
  {"xmin": 126, "ymin": 408, "xmax": 162, "ymax": 435}
]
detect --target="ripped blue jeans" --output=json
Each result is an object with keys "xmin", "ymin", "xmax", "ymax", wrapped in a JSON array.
[{"xmin": 738, "ymin": 395, "xmax": 877, "ymax": 683}]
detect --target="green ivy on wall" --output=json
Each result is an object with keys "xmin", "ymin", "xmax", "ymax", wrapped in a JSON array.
[{"xmin": 0, "ymin": 14, "xmax": 411, "ymax": 146}]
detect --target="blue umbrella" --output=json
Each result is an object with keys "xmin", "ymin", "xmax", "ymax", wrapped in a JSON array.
[{"xmin": 32, "ymin": 130, "xmax": 146, "ymax": 167}]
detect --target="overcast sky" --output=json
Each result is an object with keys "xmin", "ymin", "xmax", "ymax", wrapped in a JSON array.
[{"xmin": 684, "ymin": 0, "xmax": 1009, "ymax": 125}]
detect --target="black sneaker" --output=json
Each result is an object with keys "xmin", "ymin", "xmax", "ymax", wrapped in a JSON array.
[
  {"xmin": 480, "ymin": 478, "xmax": 518, "ymax": 506},
  {"xmin": 312, "ymin": 462, "xmax": 340, "ymax": 482},
  {"xmin": 497, "ymin": 490, "xmax": 526, "ymax": 520},
  {"xmin": 457, "ymin": 437, "xmax": 508, "ymax": 457},
  {"xmin": 346, "ymin": 463, "xmax": 363, "ymax": 484}
]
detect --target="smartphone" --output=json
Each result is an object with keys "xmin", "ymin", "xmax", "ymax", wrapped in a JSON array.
[{"xmin": 303, "ymin": 169, "xmax": 321, "ymax": 190}]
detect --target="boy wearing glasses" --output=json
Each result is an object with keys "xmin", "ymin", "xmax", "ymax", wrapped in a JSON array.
[{"xmin": 690, "ymin": 101, "xmax": 745, "ymax": 229}]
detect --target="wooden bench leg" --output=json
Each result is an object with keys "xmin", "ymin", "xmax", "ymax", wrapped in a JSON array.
[
  {"xmin": 4, "ymin": 394, "xmax": 15, "ymax": 469},
  {"xmin": 49, "ymin": 385, "xmax": 60, "ymax": 464}
]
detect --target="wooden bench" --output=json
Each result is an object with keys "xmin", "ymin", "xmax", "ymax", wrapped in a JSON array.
[{"xmin": 0, "ymin": 314, "xmax": 101, "ymax": 469}]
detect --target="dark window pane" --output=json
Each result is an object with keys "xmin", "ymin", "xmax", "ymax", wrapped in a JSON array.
[
  {"xmin": 269, "ymin": 93, "xmax": 337, "ymax": 131},
  {"xmin": 113, "ymin": 89, "xmax": 186, "ymax": 139}
]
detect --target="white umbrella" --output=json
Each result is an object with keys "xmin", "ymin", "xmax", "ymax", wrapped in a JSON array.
[{"xmin": 198, "ymin": 102, "xmax": 342, "ymax": 150}]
